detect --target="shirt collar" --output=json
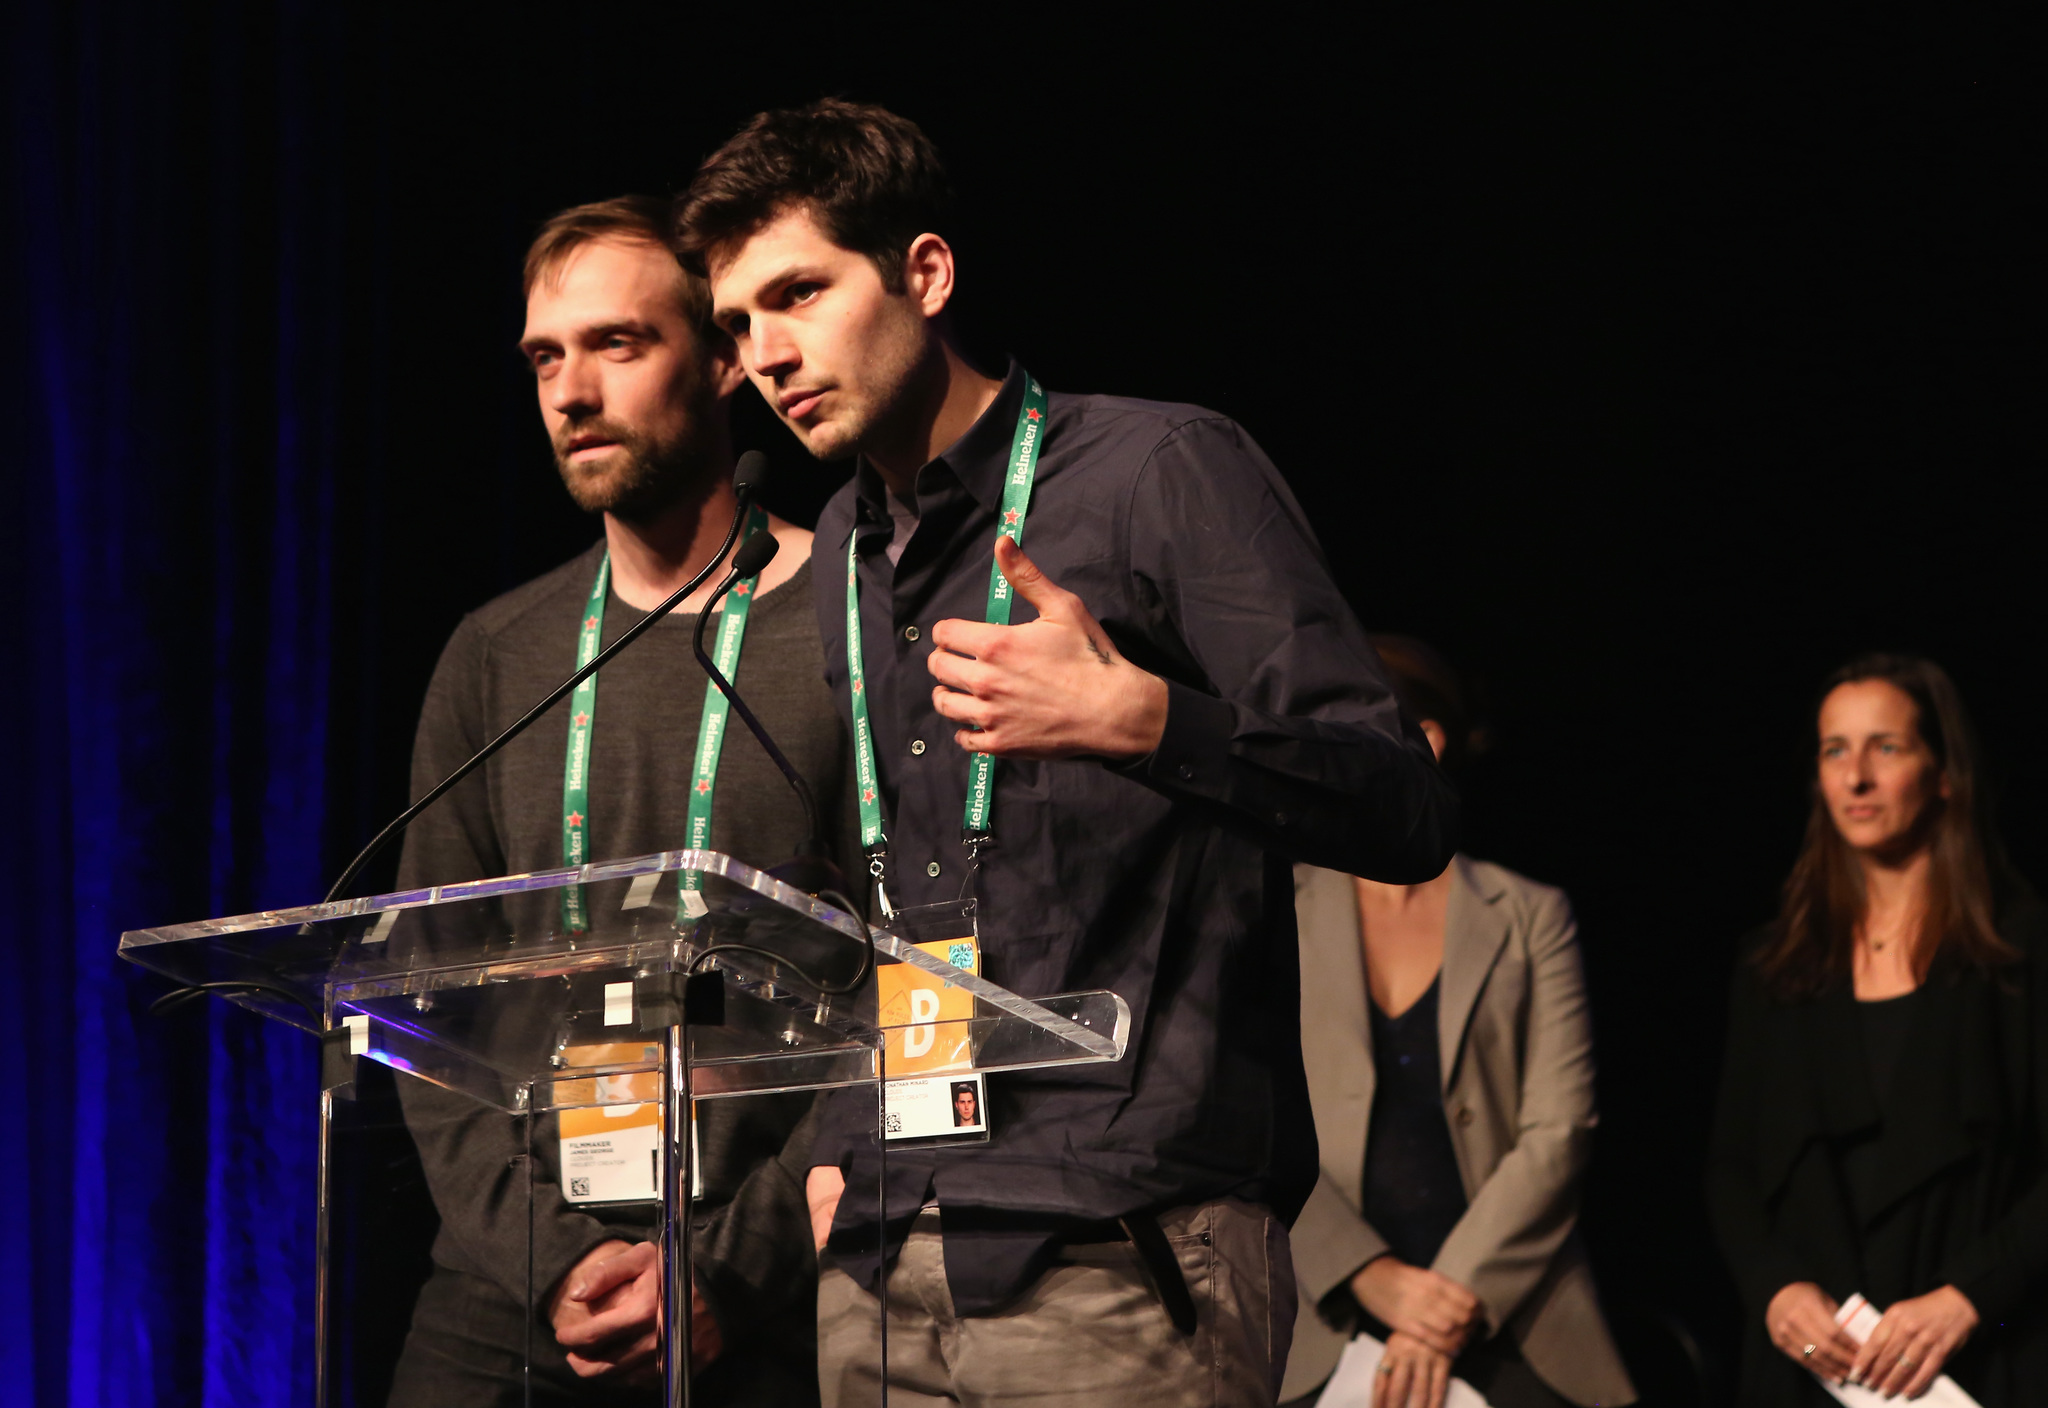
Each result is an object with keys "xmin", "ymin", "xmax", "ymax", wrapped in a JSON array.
[{"xmin": 855, "ymin": 359, "xmax": 1027, "ymax": 520}]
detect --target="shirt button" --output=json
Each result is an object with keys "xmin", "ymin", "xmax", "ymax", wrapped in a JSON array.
[
  {"xmin": 1176, "ymin": 764, "xmax": 1195, "ymax": 781},
  {"xmin": 910, "ymin": 739, "xmax": 926, "ymax": 756},
  {"xmin": 1455, "ymin": 1106, "xmax": 1475, "ymax": 1126},
  {"xmin": 926, "ymin": 861, "xmax": 942, "ymax": 878},
  {"xmin": 904, "ymin": 625, "xmax": 921, "ymax": 642}
]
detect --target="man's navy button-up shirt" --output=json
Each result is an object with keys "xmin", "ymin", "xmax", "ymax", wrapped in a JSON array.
[{"xmin": 812, "ymin": 362, "xmax": 1459, "ymax": 1313}]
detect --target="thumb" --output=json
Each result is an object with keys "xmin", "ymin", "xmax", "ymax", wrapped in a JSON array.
[
  {"xmin": 572, "ymin": 1242, "xmax": 654, "ymax": 1301},
  {"xmin": 993, "ymin": 534, "xmax": 1076, "ymax": 619}
]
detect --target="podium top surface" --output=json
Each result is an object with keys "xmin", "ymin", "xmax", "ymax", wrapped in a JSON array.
[
  {"xmin": 122, "ymin": 847, "xmax": 861, "ymax": 952},
  {"xmin": 119, "ymin": 849, "xmax": 1129, "ymax": 1110}
]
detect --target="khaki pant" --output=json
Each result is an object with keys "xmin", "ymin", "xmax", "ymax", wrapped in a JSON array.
[{"xmin": 818, "ymin": 1198, "xmax": 1296, "ymax": 1407}]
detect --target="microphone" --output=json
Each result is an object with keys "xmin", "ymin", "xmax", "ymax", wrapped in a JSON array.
[
  {"xmin": 731, "ymin": 446, "xmax": 768, "ymax": 498},
  {"xmin": 690, "ymin": 533, "xmax": 849, "ymax": 898},
  {"xmin": 319, "ymin": 452, "xmax": 770, "ymax": 905}
]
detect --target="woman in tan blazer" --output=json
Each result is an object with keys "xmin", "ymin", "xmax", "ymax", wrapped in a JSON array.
[{"xmin": 1282, "ymin": 640, "xmax": 1633, "ymax": 1408}]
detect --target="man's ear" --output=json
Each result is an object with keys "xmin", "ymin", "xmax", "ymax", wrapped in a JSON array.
[
  {"xmin": 901, "ymin": 232, "xmax": 958, "ymax": 320},
  {"xmin": 704, "ymin": 330, "xmax": 749, "ymax": 400}
]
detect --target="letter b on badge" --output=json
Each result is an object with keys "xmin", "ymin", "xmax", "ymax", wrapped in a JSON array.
[
  {"xmin": 904, "ymin": 989, "xmax": 940, "ymax": 1057},
  {"xmin": 879, "ymin": 935, "xmax": 978, "ymax": 1074}
]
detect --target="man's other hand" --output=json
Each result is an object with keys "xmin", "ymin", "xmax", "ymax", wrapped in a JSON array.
[
  {"xmin": 807, "ymin": 1165, "xmax": 846, "ymax": 1252},
  {"xmin": 928, "ymin": 536, "xmax": 1167, "ymax": 762},
  {"xmin": 549, "ymin": 1239, "xmax": 721, "ymax": 1383}
]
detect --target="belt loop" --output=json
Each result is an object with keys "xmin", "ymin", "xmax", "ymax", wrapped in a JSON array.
[{"xmin": 1119, "ymin": 1212, "xmax": 1197, "ymax": 1337}]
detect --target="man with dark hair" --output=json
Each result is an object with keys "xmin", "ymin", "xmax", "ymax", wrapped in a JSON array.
[
  {"xmin": 389, "ymin": 194, "xmax": 844, "ymax": 1407},
  {"xmin": 678, "ymin": 102, "xmax": 1459, "ymax": 1407}
]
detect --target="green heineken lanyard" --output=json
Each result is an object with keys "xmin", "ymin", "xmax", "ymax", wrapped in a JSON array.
[
  {"xmin": 560, "ymin": 505, "xmax": 770, "ymax": 931},
  {"xmin": 844, "ymin": 375, "xmax": 1049, "ymax": 897},
  {"xmin": 560, "ymin": 555, "xmax": 609, "ymax": 932},
  {"xmin": 681, "ymin": 506, "xmax": 770, "ymax": 902}
]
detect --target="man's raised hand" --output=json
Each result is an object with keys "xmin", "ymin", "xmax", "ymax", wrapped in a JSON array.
[{"xmin": 927, "ymin": 536, "xmax": 1167, "ymax": 761}]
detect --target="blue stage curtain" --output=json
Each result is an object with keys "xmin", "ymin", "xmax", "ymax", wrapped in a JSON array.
[{"xmin": 2, "ymin": 4, "xmax": 381, "ymax": 1404}]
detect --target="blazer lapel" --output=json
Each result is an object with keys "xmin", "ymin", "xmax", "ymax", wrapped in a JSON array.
[
  {"xmin": 1438, "ymin": 856, "xmax": 1510, "ymax": 1093},
  {"xmin": 1295, "ymin": 864, "xmax": 1376, "ymax": 1206}
]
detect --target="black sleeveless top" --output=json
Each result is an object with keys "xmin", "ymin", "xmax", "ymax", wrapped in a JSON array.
[{"xmin": 1360, "ymin": 975, "xmax": 1470, "ymax": 1268}]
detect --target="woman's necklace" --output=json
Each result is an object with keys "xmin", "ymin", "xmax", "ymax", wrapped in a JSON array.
[{"xmin": 1863, "ymin": 914, "xmax": 1911, "ymax": 954}]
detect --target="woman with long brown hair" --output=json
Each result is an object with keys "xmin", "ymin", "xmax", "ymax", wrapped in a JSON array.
[{"xmin": 1708, "ymin": 654, "xmax": 2048, "ymax": 1404}]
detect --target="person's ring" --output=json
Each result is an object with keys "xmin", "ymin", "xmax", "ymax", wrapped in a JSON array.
[
  {"xmin": 1900, "ymin": 1357, "xmax": 1915, "ymax": 1368},
  {"xmin": 1803, "ymin": 1344, "xmax": 1816, "ymax": 1357},
  {"xmin": 1377, "ymin": 1363, "xmax": 1394, "ymax": 1375}
]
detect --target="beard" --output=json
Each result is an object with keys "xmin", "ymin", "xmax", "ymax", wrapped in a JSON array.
[
  {"xmin": 784, "ymin": 309, "xmax": 933, "ymax": 464},
  {"xmin": 552, "ymin": 408, "xmax": 718, "ymax": 523}
]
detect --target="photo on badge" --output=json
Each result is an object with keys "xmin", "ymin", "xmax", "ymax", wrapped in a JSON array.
[{"xmin": 882, "ymin": 1071, "xmax": 988, "ymax": 1143}]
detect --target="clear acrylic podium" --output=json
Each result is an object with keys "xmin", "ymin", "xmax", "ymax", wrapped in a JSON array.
[{"xmin": 119, "ymin": 849, "xmax": 1130, "ymax": 1406}]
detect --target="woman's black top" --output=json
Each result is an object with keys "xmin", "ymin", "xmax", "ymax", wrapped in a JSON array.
[
  {"xmin": 1706, "ymin": 905, "xmax": 2048, "ymax": 1407},
  {"xmin": 1361, "ymin": 976, "xmax": 1469, "ymax": 1269},
  {"xmin": 1842, "ymin": 989, "xmax": 1929, "ymax": 1225},
  {"xmin": 1857, "ymin": 988, "xmax": 1924, "ymax": 1099}
]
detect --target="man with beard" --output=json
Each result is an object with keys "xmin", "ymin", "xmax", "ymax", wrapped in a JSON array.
[{"xmin": 387, "ymin": 196, "xmax": 847, "ymax": 1407}]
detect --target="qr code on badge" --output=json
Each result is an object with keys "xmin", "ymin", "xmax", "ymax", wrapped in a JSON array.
[
  {"xmin": 884, "ymin": 1110, "xmax": 903, "ymax": 1135},
  {"xmin": 947, "ymin": 942, "xmax": 974, "ymax": 971},
  {"xmin": 570, "ymin": 1177, "xmax": 591, "ymax": 1197}
]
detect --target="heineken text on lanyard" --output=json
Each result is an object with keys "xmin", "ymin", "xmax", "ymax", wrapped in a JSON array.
[
  {"xmin": 560, "ymin": 506, "xmax": 770, "ymax": 932},
  {"xmin": 844, "ymin": 376, "xmax": 1048, "ymax": 894}
]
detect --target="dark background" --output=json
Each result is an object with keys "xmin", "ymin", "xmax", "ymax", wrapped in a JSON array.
[{"xmin": 5, "ymin": 6, "xmax": 2043, "ymax": 1404}]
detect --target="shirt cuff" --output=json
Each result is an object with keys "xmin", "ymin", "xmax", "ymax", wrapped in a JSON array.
[
  {"xmin": 808, "ymin": 1085, "xmax": 867, "ymax": 1171},
  {"xmin": 1289, "ymin": 1173, "xmax": 1392, "ymax": 1307},
  {"xmin": 534, "ymin": 1215, "xmax": 622, "ymax": 1317},
  {"xmin": 1737, "ymin": 1246, "xmax": 1822, "ymax": 1321},
  {"xmin": 1120, "ymin": 678, "xmax": 1235, "ymax": 802},
  {"xmin": 1942, "ymin": 1241, "xmax": 2030, "ymax": 1327}
]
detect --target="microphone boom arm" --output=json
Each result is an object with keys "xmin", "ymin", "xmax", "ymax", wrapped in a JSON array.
[
  {"xmin": 690, "ymin": 539, "xmax": 827, "ymax": 860},
  {"xmin": 321, "ymin": 475, "xmax": 762, "ymax": 906}
]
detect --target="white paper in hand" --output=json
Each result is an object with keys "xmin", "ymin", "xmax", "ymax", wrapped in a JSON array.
[
  {"xmin": 1316, "ymin": 1332, "xmax": 1492, "ymax": 1408},
  {"xmin": 1814, "ymin": 1294, "xmax": 1982, "ymax": 1408}
]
